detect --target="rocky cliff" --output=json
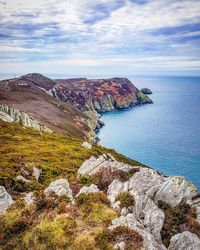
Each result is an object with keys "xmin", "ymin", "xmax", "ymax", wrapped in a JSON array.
[
  {"xmin": 0, "ymin": 120, "xmax": 199, "ymax": 250},
  {"xmin": 0, "ymin": 73, "xmax": 152, "ymax": 141}
]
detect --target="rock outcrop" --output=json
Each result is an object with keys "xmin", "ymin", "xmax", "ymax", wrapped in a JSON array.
[
  {"xmin": 44, "ymin": 178, "xmax": 73, "ymax": 201},
  {"xmin": 78, "ymin": 154, "xmax": 139, "ymax": 176},
  {"xmin": 0, "ymin": 186, "xmax": 14, "ymax": 214},
  {"xmin": 0, "ymin": 103, "xmax": 52, "ymax": 133},
  {"xmin": 32, "ymin": 167, "xmax": 42, "ymax": 182},
  {"xmin": 168, "ymin": 231, "xmax": 200, "ymax": 250},
  {"xmin": 78, "ymin": 154, "xmax": 200, "ymax": 249},
  {"xmin": 140, "ymin": 88, "xmax": 153, "ymax": 95},
  {"xmin": 154, "ymin": 176, "xmax": 197, "ymax": 207},
  {"xmin": 76, "ymin": 184, "xmax": 99, "ymax": 196}
]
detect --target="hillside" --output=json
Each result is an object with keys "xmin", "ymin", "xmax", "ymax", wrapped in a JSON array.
[
  {"xmin": 0, "ymin": 119, "xmax": 200, "ymax": 250},
  {"xmin": 0, "ymin": 73, "xmax": 152, "ymax": 141}
]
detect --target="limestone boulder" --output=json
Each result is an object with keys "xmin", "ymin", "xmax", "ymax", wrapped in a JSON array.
[
  {"xmin": 168, "ymin": 231, "xmax": 200, "ymax": 250},
  {"xmin": 0, "ymin": 186, "xmax": 14, "ymax": 214},
  {"xmin": 32, "ymin": 167, "xmax": 42, "ymax": 181},
  {"xmin": 44, "ymin": 178, "xmax": 73, "ymax": 201},
  {"xmin": 154, "ymin": 176, "xmax": 197, "ymax": 207},
  {"xmin": 76, "ymin": 184, "xmax": 99, "ymax": 196}
]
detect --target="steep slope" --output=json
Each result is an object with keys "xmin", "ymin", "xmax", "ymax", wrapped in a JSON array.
[
  {"xmin": 0, "ymin": 73, "xmax": 152, "ymax": 141},
  {"xmin": 55, "ymin": 77, "xmax": 153, "ymax": 112},
  {"xmin": 0, "ymin": 75, "xmax": 96, "ymax": 141}
]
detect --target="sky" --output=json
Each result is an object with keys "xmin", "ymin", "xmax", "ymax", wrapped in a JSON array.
[{"xmin": 0, "ymin": 0, "xmax": 200, "ymax": 78}]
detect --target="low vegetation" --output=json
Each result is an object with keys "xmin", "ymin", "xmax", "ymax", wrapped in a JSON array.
[
  {"xmin": 117, "ymin": 192, "xmax": 135, "ymax": 208},
  {"xmin": 95, "ymin": 226, "xmax": 143, "ymax": 250},
  {"xmin": 158, "ymin": 200, "xmax": 200, "ymax": 247}
]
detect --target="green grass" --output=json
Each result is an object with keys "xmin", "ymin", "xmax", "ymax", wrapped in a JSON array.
[{"xmin": 0, "ymin": 119, "xmax": 144, "ymax": 194}]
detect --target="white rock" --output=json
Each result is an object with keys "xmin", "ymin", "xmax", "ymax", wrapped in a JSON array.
[
  {"xmin": 81, "ymin": 142, "xmax": 92, "ymax": 149},
  {"xmin": 76, "ymin": 184, "xmax": 99, "ymax": 196},
  {"xmin": 154, "ymin": 176, "xmax": 197, "ymax": 207},
  {"xmin": 114, "ymin": 241, "xmax": 126, "ymax": 250},
  {"xmin": 24, "ymin": 192, "xmax": 35, "ymax": 206},
  {"xmin": 121, "ymin": 207, "xmax": 128, "ymax": 216},
  {"xmin": 168, "ymin": 231, "xmax": 200, "ymax": 250},
  {"xmin": 15, "ymin": 175, "xmax": 30, "ymax": 183},
  {"xmin": 32, "ymin": 167, "xmax": 42, "ymax": 181},
  {"xmin": 78, "ymin": 154, "xmax": 140, "ymax": 177},
  {"xmin": 0, "ymin": 111, "xmax": 14, "ymax": 122},
  {"xmin": 110, "ymin": 213, "xmax": 167, "ymax": 250},
  {"xmin": 0, "ymin": 186, "xmax": 14, "ymax": 214},
  {"xmin": 44, "ymin": 178, "xmax": 73, "ymax": 201},
  {"xmin": 143, "ymin": 198, "xmax": 165, "ymax": 242},
  {"xmin": 107, "ymin": 179, "xmax": 124, "ymax": 204},
  {"xmin": 128, "ymin": 168, "xmax": 165, "ymax": 198}
]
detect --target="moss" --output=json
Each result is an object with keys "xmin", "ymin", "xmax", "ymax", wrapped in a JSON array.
[{"xmin": 116, "ymin": 192, "xmax": 135, "ymax": 208}]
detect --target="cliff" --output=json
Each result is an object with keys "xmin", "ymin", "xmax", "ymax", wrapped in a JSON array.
[
  {"xmin": 0, "ymin": 73, "xmax": 152, "ymax": 141},
  {"xmin": 0, "ymin": 120, "xmax": 199, "ymax": 250}
]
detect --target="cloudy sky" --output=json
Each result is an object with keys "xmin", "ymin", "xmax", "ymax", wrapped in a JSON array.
[{"xmin": 0, "ymin": 0, "xmax": 200, "ymax": 77}]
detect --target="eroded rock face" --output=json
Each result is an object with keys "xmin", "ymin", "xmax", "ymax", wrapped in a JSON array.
[
  {"xmin": 154, "ymin": 176, "xmax": 197, "ymax": 207},
  {"xmin": 44, "ymin": 178, "xmax": 73, "ymax": 201},
  {"xmin": 0, "ymin": 186, "xmax": 14, "ymax": 214},
  {"xmin": 0, "ymin": 110, "xmax": 14, "ymax": 122},
  {"xmin": 168, "ymin": 231, "xmax": 200, "ymax": 250},
  {"xmin": 76, "ymin": 184, "xmax": 99, "ymax": 196},
  {"xmin": 78, "ymin": 154, "xmax": 140, "ymax": 176},
  {"xmin": 0, "ymin": 103, "xmax": 52, "ymax": 133}
]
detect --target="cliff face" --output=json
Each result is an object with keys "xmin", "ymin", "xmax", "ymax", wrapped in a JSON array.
[
  {"xmin": 55, "ymin": 77, "xmax": 153, "ymax": 113},
  {"xmin": 0, "ymin": 103, "xmax": 52, "ymax": 133},
  {"xmin": 0, "ymin": 73, "xmax": 152, "ymax": 141}
]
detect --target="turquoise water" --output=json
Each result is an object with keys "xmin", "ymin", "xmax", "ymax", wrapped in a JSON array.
[{"xmin": 97, "ymin": 76, "xmax": 200, "ymax": 190}]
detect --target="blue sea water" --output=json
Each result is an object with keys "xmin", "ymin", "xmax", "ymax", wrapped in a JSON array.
[{"xmin": 97, "ymin": 76, "xmax": 200, "ymax": 190}]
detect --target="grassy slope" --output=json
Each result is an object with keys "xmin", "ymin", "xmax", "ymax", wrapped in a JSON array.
[
  {"xmin": 0, "ymin": 120, "xmax": 145, "ymax": 250},
  {"xmin": 0, "ymin": 119, "xmax": 144, "ymax": 192}
]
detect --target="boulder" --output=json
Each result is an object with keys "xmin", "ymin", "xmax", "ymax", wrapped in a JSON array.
[
  {"xmin": 44, "ymin": 178, "xmax": 73, "ymax": 201},
  {"xmin": 76, "ymin": 184, "xmax": 99, "ymax": 196},
  {"xmin": 107, "ymin": 179, "xmax": 124, "ymax": 204},
  {"xmin": 0, "ymin": 111, "xmax": 14, "ymax": 122},
  {"xmin": 32, "ymin": 167, "xmax": 42, "ymax": 181},
  {"xmin": 78, "ymin": 154, "xmax": 140, "ymax": 176},
  {"xmin": 24, "ymin": 192, "xmax": 35, "ymax": 206},
  {"xmin": 140, "ymin": 88, "xmax": 152, "ymax": 95},
  {"xmin": 154, "ymin": 176, "xmax": 197, "ymax": 207},
  {"xmin": 81, "ymin": 142, "xmax": 92, "ymax": 149},
  {"xmin": 168, "ymin": 231, "xmax": 200, "ymax": 250},
  {"xmin": 128, "ymin": 168, "xmax": 165, "ymax": 198},
  {"xmin": 143, "ymin": 198, "xmax": 165, "ymax": 242},
  {"xmin": 0, "ymin": 186, "xmax": 14, "ymax": 214},
  {"xmin": 110, "ymin": 213, "xmax": 166, "ymax": 250}
]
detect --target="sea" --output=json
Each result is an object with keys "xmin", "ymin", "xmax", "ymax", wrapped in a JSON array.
[{"xmin": 97, "ymin": 76, "xmax": 200, "ymax": 190}]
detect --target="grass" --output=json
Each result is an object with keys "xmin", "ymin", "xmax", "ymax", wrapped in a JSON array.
[
  {"xmin": 0, "ymin": 119, "xmax": 145, "ymax": 249},
  {"xmin": 0, "ymin": 119, "xmax": 144, "ymax": 195},
  {"xmin": 116, "ymin": 192, "xmax": 135, "ymax": 208}
]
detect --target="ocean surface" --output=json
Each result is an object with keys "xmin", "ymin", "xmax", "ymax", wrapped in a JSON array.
[{"xmin": 97, "ymin": 76, "xmax": 200, "ymax": 190}]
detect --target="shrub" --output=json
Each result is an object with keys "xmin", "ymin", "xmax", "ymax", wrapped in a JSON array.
[
  {"xmin": 158, "ymin": 200, "xmax": 200, "ymax": 247},
  {"xmin": 116, "ymin": 192, "xmax": 134, "ymax": 208},
  {"xmin": 95, "ymin": 226, "xmax": 143, "ymax": 250}
]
